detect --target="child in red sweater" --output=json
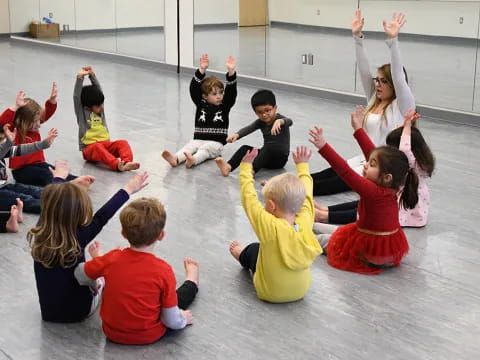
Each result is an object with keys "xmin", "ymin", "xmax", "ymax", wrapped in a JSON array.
[
  {"xmin": 75, "ymin": 197, "xmax": 199, "ymax": 344},
  {"xmin": 309, "ymin": 123, "xmax": 418, "ymax": 274},
  {"xmin": 0, "ymin": 87, "xmax": 77, "ymax": 186}
]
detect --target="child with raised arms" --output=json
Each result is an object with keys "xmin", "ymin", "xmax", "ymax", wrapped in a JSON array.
[
  {"xmin": 74, "ymin": 66, "xmax": 140, "ymax": 172},
  {"xmin": 0, "ymin": 87, "xmax": 77, "ymax": 186},
  {"xmin": 309, "ymin": 120, "xmax": 418, "ymax": 274},
  {"xmin": 229, "ymin": 146, "xmax": 322, "ymax": 303},
  {"xmin": 162, "ymin": 54, "xmax": 237, "ymax": 168},
  {"xmin": 315, "ymin": 108, "xmax": 434, "ymax": 228}
]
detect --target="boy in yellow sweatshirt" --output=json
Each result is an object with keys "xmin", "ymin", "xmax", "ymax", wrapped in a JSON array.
[{"xmin": 229, "ymin": 146, "xmax": 322, "ymax": 303}]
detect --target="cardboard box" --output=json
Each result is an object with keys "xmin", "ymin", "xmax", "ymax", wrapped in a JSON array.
[{"xmin": 29, "ymin": 22, "xmax": 60, "ymax": 38}]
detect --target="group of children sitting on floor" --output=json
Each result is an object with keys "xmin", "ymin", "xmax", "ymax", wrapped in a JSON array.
[{"xmin": 0, "ymin": 10, "xmax": 435, "ymax": 346}]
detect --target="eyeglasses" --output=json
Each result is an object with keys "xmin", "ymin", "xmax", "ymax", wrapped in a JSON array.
[
  {"xmin": 372, "ymin": 77, "xmax": 390, "ymax": 86},
  {"xmin": 255, "ymin": 107, "xmax": 274, "ymax": 116}
]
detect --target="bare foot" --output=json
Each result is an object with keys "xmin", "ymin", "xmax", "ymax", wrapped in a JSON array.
[
  {"xmin": 161, "ymin": 150, "xmax": 178, "ymax": 167},
  {"xmin": 6, "ymin": 205, "xmax": 19, "ymax": 233},
  {"xmin": 184, "ymin": 152, "xmax": 195, "ymax": 168},
  {"xmin": 15, "ymin": 198, "xmax": 24, "ymax": 223},
  {"xmin": 71, "ymin": 175, "xmax": 96, "ymax": 190},
  {"xmin": 184, "ymin": 257, "xmax": 199, "ymax": 286},
  {"xmin": 229, "ymin": 241, "xmax": 243, "ymax": 262},
  {"xmin": 314, "ymin": 208, "xmax": 329, "ymax": 223},
  {"xmin": 118, "ymin": 161, "xmax": 140, "ymax": 172},
  {"xmin": 215, "ymin": 157, "xmax": 232, "ymax": 176},
  {"xmin": 313, "ymin": 200, "xmax": 328, "ymax": 211},
  {"xmin": 88, "ymin": 240, "xmax": 103, "ymax": 258}
]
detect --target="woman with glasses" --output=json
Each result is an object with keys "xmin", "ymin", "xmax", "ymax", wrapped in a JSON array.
[{"xmin": 310, "ymin": 10, "xmax": 415, "ymax": 197}]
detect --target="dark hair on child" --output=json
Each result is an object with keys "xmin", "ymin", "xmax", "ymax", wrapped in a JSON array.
[
  {"xmin": 374, "ymin": 146, "xmax": 419, "ymax": 210},
  {"xmin": 201, "ymin": 76, "xmax": 224, "ymax": 95},
  {"xmin": 386, "ymin": 126, "xmax": 435, "ymax": 177},
  {"xmin": 251, "ymin": 89, "xmax": 276, "ymax": 110},
  {"xmin": 81, "ymin": 85, "xmax": 105, "ymax": 108}
]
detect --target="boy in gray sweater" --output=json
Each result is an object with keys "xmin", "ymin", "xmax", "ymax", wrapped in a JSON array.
[{"xmin": 74, "ymin": 66, "xmax": 139, "ymax": 172}]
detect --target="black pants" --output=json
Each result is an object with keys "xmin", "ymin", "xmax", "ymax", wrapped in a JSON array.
[
  {"xmin": 176, "ymin": 280, "xmax": 198, "ymax": 310},
  {"xmin": 328, "ymin": 200, "xmax": 359, "ymax": 224},
  {"xmin": 12, "ymin": 162, "xmax": 77, "ymax": 187},
  {"xmin": 239, "ymin": 243, "xmax": 260, "ymax": 274},
  {"xmin": 0, "ymin": 211, "xmax": 9, "ymax": 233},
  {"xmin": 311, "ymin": 167, "xmax": 351, "ymax": 196},
  {"xmin": 228, "ymin": 145, "xmax": 288, "ymax": 173}
]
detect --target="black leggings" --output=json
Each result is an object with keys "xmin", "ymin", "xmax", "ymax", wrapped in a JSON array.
[
  {"xmin": 328, "ymin": 200, "xmax": 359, "ymax": 224},
  {"xmin": 12, "ymin": 162, "xmax": 77, "ymax": 187},
  {"xmin": 228, "ymin": 145, "xmax": 288, "ymax": 173},
  {"xmin": 176, "ymin": 280, "xmax": 198, "ymax": 310},
  {"xmin": 0, "ymin": 211, "xmax": 9, "ymax": 233},
  {"xmin": 239, "ymin": 243, "xmax": 260, "ymax": 274},
  {"xmin": 311, "ymin": 167, "xmax": 351, "ymax": 196}
]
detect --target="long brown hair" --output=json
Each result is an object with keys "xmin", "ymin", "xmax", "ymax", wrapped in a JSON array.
[
  {"xmin": 374, "ymin": 146, "xmax": 419, "ymax": 210},
  {"xmin": 363, "ymin": 64, "xmax": 396, "ymax": 126},
  {"xmin": 386, "ymin": 126, "xmax": 435, "ymax": 176},
  {"xmin": 14, "ymin": 98, "xmax": 41, "ymax": 141},
  {"xmin": 28, "ymin": 183, "xmax": 93, "ymax": 268}
]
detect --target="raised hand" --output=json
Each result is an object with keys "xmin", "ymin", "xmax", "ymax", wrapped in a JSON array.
[
  {"xmin": 45, "ymin": 128, "xmax": 58, "ymax": 146},
  {"xmin": 14, "ymin": 90, "xmax": 29, "ymax": 110},
  {"xmin": 292, "ymin": 146, "xmax": 313, "ymax": 164},
  {"xmin": 88, "ymin": 240, "xmax": 103, "ymax": 258},
  {"xmin": 199, "ymin": 54, "xmax": 209, "ymax": 74},
  {"xmin": 351, "ymin": 105, "xmax": 365, "ymax": 131},
  {"xmin": 383, "ymin": 12, "xmax": 406, "ymax": 39},
  {"xmin": 181, "ymin": 310, "xmax": 193, "ymax": 325},
  {"xmin": 123, "ymin": 171, "xmax": 149, "ymax": 195},
  {"xmin": 270, "ymin": 119, "xmax": 283, "ymax": 136},
  {"xmin": 3, "ymin": 124, "xmax": 17, "ymax": 143},
  {"xmin": 226, "ymin": 133, "xmax": 240, "ymax": 143},
  {"xmin": 351, "ymin": 8, "xmax": 365, "ymax": 37},
  {"xmin": 78, "ymin": 67, "xmax": 90, "ymax": 78},
  {"xmin": 49, "ymin": 159, "xmax": 71, "ymax": 179},
  {"xmin": 308, "ymin": 126, "xmax": 327, "ymax": 150},
  {"xmin": 403, "ymin": 109, "xmax": 420, "ymax": 127},
  {"xmin": 241, "ymin": 148, "xmax": 258, "ymax": 164},
  {"xmin": 49, "ymin": 82, "xmax": 58, "ymax": 104},
  {"xmin": 226, "ymin": 56, "xmax": 236, "ymax": 75}
]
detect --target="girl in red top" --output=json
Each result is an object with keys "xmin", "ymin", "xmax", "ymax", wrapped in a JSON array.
[
  {"xmin": 308, "ymin": 121, "xmax": 418, "ymax": 274},
  {"xmin": 0, "ymin": 86, "xmax": 76, "ymax": 186}
]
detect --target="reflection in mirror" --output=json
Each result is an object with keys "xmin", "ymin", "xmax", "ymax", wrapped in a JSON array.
[
  {"xmin": 194, "ymin": 0, "xmax": 266, "ymax": 77},
  {"xmin": 9, "ymin": 0, "xmax": 165, "ymax": 61},
  {"xmin": 115, "ymin": 0, "xmax": 165, "ymax": 60}
]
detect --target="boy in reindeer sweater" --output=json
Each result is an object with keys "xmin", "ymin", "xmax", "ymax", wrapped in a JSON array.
[{"xmin": 162, "ymin": 54, "xmax": 237, "ymax": 168}]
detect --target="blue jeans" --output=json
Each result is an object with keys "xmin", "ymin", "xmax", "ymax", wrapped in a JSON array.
[
  {"xmin": 0, "ymin": 183, "xmax": 42, "ymax": 213},
  {"xmin": 12, "ymin": 162, "xmax": 76, "ymax": 187}
]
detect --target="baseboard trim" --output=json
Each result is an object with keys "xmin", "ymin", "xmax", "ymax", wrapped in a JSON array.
[{"xmin": 9, "ymin": 35, "xmax": 480, "ymax": 126}]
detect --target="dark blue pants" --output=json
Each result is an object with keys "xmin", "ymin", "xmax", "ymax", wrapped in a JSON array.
[
  {"xmin": 0, "ymin": 183, "xmax": 42, "ymax": 213},
  {"xmin": 12, "ymin": 162, "xmax": 76, "ymax": 187}
]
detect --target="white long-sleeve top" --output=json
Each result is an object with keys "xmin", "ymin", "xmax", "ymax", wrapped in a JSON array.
[{"xmin": 348, "ymin": 35, "xmax": 416, "ymax": 172}]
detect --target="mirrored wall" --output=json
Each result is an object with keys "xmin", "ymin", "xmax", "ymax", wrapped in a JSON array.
[
  {"xmin": 8, "ymin": 0, "xmax": 480, "ymax": 115},
  {"xmin": 194, "ymin": 0, "xmax": 480, "ymax": 114},
  {"xmin": 8, "ymin": 0, "xmax": 165, "ymax": 61}
]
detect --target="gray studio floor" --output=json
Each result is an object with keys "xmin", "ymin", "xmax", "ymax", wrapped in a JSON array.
[{"xmin": 0, "ymin": 38, "xmax": 479, "ymax": 360}]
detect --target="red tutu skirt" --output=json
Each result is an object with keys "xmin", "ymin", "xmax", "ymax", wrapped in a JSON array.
[{"xmin": 327, "ymin": 223, "xmax": 409, "ymax": 275}]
